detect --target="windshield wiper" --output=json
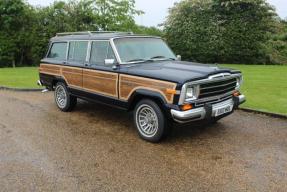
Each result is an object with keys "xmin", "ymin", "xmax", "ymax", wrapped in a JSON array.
[
  {"xmin": 126, "ymin": 56, "xmax": 176, "ymax": 64},
  {"xmin": 150, "ymin": 56, "xmax": 176, "ymax": 61},
  {"xmin": 126, "ymin": 58, "xmax": 153, "ymax": 63}
]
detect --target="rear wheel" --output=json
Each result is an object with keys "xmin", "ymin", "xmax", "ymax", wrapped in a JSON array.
[
  {"xmin": 133, "ymin": 99, "xmax": 170, "ymax": 143},
  {"xmin": 54, "ymin": 82, "xmax": 77, "ymax": 112}
]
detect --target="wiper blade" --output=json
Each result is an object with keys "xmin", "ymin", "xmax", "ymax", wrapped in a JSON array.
[
  {"xmin": 150, "ymin": 56, "xmax": 176, "ymax": 61},
  {"xmin": 126, "ymin": 56, "xmax": 176, "ymax": 64},
  {"xmin": 126, "ymin": 58, "xmax": 153, "ymax": 63}
]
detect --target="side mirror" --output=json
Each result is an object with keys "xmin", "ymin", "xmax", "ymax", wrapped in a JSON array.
[
  {"xmin": 177, "ymin": 55, "xmax": 182, "ymax": 61},
  {"xmin": 105, "ymin": 59, "xmax": 115, "ymax": 65}
]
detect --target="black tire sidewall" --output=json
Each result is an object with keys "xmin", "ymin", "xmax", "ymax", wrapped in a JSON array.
[{"xmin": 133, "ymin": 99, "xmax": 166, "ymax": 143}]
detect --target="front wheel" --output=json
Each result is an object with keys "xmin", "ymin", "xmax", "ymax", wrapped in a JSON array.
[
  {"xmin": 54, "ymin": 82, "xmax": 77, "ymax": 112},
  {"xmin": 133, "ymin": 99, "xmax": 169, "ymax": 143}
]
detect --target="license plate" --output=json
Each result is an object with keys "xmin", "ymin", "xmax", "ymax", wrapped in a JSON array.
[{"xmin": 214, "ymin": 105, "xmax": 232, "ymax": 117}]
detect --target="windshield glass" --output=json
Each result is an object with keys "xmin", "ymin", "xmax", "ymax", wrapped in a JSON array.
[{"xmin": 113, "ymin": 38, "xmax": 176, "ymax": 64}]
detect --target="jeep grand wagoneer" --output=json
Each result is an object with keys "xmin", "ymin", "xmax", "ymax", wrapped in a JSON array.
[{"xmin": 38, "ymin": 31, "xmax": 246, "ymax": 142}]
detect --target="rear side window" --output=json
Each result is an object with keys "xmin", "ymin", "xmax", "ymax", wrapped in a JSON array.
[
  {"xmin": 90, "ymin": 41, "xmax": 116, "ymax": 66},
  {"xmin": 68, "ymin": 41, "xmax": 88, "ymax": 63},
  {"xmin": 47, "ymin": 42, "xmax": 67, "ymax": 60}
]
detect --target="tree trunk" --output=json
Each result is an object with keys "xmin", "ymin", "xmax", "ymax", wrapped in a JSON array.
[
  {"xmin": 20, "ymin": 50, "xmax": 24, "ymax": 66},
  {"xmin": 12, "ymin": 59, "xmax": 16, "ymax": 68}
]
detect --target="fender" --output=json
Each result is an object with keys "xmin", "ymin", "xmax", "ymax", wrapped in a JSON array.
[
  {"xmin": 39, "ymin": 73, "xmax": 66, "ymax": 90},
  {"xmin": 127, "ymin": 89, "xmax": 169, "ymax": 111}
]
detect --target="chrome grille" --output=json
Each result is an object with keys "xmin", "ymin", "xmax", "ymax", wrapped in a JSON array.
[{"xmin": 198, "ymin": 78, "xmax": 237, "ymax": 99}]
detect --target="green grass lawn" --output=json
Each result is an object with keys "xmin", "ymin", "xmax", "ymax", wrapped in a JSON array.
[
  {"xmin": 0, "ymin": 67, "xmax": 40, "ymax": 88},
  {"xmin": 223, "ymin": 64, "xmax": 287, "ymax": 115},
  {"xmin": 0, "ymin": 65, "xmax": 286, "ymax": 115}
]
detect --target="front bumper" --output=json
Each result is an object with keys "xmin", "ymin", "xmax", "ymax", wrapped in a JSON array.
[{"xmin": 171, "ymin": 95, "xmax": 246, "ymax": 123}]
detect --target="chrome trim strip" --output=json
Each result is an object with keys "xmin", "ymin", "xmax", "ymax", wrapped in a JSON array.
[
  {"xmin": 208, "ymin": 73, "xmax": 232, "ymax": 79},
  {"xmin": 110, "ymin": 39, "xmax": 122, "ymax": 64},
  {"xmin": 37, "ymin": 80, "xmax": 43, "ymax": 86},
  {"xmin": 194, "ymin": 95, "xmax": 233, "ymax": 107},
  {"xmin": 86, "ymin": 41, "xmax": 92, "ymax": 63},
  {"xmin": 171, "ymin": 107, "xmax": 206, "ymax": 123}
]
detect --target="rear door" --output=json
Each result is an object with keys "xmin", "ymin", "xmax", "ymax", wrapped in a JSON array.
[
  {"xmin": 83, "ymin": 40, "xmax": 119, "ymax": 98},
  {"xmin": 64, "ymin": 41, "xmax": 89, "ymax": 88}
]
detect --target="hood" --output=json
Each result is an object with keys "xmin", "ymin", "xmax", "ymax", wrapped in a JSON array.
[{"xmin": 120, "ymin": 61, "xmax": 240, "ymax": 84}]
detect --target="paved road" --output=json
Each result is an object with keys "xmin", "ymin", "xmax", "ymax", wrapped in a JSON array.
[{"xmin": 0, "ymin": 90, "xmax": 287, "ymax": 192}]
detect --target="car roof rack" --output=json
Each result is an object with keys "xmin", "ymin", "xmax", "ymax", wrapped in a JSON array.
[{"xmin": 56, "ymin": 31, "xmax": 134, "ymax": 37}]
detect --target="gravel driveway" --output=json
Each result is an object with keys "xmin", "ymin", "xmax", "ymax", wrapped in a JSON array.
[{"xmin": 0, "ymin": 90, "xmax": 287, "ymax": 192}]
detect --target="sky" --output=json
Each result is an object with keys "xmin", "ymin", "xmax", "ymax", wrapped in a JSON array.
[{"xmin": 27, "ymin": 0, "xmax": 287, "ymax": 27}]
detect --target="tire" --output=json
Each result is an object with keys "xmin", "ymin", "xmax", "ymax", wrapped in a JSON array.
[
  {"xmin": 54, "ymin": 82, "xmax": 77, "ymax": 112},
  {"xmin": 133, "ymin": 99, "xmax": 169, "ymax": 143}
]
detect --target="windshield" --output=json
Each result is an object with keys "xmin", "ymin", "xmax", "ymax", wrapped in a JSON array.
[{"xmin": 113, "ymin": 37, "xmax": 176, "ymax": 64}]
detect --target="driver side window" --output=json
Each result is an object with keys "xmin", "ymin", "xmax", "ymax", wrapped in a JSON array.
[{"xmin": 90, "ymin": 41, "xmax": 116, "ymax": 66}]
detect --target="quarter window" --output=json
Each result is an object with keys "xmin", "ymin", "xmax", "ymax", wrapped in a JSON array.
[
  {"xmin": 47, "ymin": 42, "xmax": 67, "ymax": 60},
  {"xmin": 68, "ymin": 41, "xmax": 88, "ymax": 63},
  {"xmin": 90, "ymin": 41, "xmax": 116, "ymax": 66}
]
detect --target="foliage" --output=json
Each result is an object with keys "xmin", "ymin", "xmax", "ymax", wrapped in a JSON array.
[
  {"xmin": 164, "ymin": 0, "xmax": 284, "ymax": 64},
  {"xmin": 134, "ymin": 26, "xmax": 163, "ymax": 37},
  {"xmin": 265, "ymin": 20, "xmax": 287, "ymax": 64},
  {"xmin": 1, "ymin": 0, "xmax": 286, "ymax": 66},
  {"xmin": 0, "ymin": 0, "xmax": 29, "ymax": 67},
  {"xmin": 0, "ymin": 0, "xmax": 161, "ymax": 67}
]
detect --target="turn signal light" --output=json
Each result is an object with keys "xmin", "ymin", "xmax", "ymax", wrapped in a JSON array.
[
  {"xmin": 181, "ymin": 104, "xmax": 193, "ymax": 111},
  {"xmin": 166, "ymin": 89, "xmax": 177, "ymax": 94}
]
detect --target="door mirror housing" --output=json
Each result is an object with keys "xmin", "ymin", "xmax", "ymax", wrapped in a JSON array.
[
  {"xmin": 177, "ymin": 55, "xmax": 182, "ymax": 61},
  {"xmin": 105, "ymin": 59, "xmax": 115, "ymax": 65}
]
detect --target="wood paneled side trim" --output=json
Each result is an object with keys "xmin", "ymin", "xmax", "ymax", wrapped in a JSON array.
[
  {"xmin": 39, "ymin": 64, "xmax": 61, "ymax": 76},
  {"xmin": 119, "ymin": 75, "xmax": 177, "ymax": 104},
  {"xmin": 40, "ymin": 64, "xmax": 82, "ymax": 89},
  {"xmin": 83, "ymin": 69, "xmax": 118, "ymax": 98},
  {"xmin": 40, "ymin": 64, "xmax": 178, "ymax": 103}
]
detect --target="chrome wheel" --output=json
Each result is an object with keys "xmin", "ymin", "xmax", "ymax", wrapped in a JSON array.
[
  {"xmin": 55, "ymin": 85, "xmax": 67, "ymax": 108},
  {"xmin": 136, "ymin": 104, "xmax": 159, "ymax": 138}
]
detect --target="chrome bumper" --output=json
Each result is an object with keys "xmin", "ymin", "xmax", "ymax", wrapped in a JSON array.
[
  {"xmin": 37, "ymin": 80, "xmax": 43, "ymax": 86},
  {"xmin": 237, "ymin": 94, "xmax": 246, "ymax": 105},
  {"xmin": 171, "ymin": 95, "xmax": 246, "ymax": 123}
]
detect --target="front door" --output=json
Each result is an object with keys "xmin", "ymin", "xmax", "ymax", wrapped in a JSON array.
[{"xmin": 83, "ymin": 40, "xmax": 118, "ymax": 98}]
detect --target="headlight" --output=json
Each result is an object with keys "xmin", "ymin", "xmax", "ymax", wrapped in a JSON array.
[
  {"xmin": 186, "ymin": 87, "xmax": 194, "ymax": 98},
  {"xmin": 185, "ymin": 85, "xmax": 199, "ymax": 101},
  {"xmin": 236, "ymin": 76, "xmax": 243, "ymax": 90}
]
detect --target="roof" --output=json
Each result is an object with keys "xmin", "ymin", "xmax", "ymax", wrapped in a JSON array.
[{"xmin": 50, "ymin": 31, "xmax": 158, "ymax": 41}]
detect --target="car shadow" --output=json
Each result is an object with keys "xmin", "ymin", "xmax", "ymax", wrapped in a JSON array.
[{"xmin": 74, "ymin": 99, "xmax": 226, "ymax": 142}]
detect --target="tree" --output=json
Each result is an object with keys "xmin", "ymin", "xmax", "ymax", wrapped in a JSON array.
[
  {"xmin": 134, "ymin": 25, "xmax": 164, "ymax": 37},
  {"xmin": 0, "ymin": 0, "xmax": 144, "ymax": 67},
  {"xmin": 90, "ymin": 0, "xmax": 143, "ymax": 31},
  {"xmin": 0, "ymin": 0, "xmax": 27, "ymax": 67},
  {"xmin": 164, "ymin": 0, "xmax": 278, "ymax": 64},
  {"xmin": 265, "ymin": 19, "xmax": 287, "ymax": 64}
]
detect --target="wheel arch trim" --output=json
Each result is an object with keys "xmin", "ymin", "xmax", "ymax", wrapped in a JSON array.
[{"xmin": 127, "ymin": 89, "xmax": 168, "ymax": 110}]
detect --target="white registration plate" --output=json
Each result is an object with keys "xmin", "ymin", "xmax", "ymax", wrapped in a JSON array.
[{"xmin": 214, "ymin": 105, "xmax": 233, "ymax": 117}]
